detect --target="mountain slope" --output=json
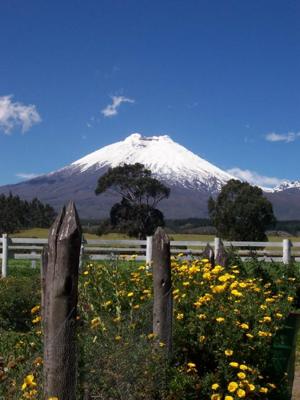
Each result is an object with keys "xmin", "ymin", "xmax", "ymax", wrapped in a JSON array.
[{"xmin": 0, "ymin": 133, "xmax": 299, "ymax": 219}]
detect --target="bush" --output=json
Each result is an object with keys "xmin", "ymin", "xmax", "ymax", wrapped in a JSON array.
[{"xmin": 0, "ymin": 276, "xmax": 40, "ymax": 331}]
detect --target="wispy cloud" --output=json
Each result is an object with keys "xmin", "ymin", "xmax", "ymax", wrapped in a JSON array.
[
  {"xmin": 265, "ymin": 131, "xmax": 300, "ymax": 143},
  {"xmin": 227, "ymin": 167, "xmax": 286, "ymax": 188},
  {"xmin": 16, "ymin": 172, "xmax": 39, "ymax": 180},
  {"xmin": 101, "ymin": 95, "xmax": 135, "ymax": 117},
  {"xmin": 0, "ymin": 95, "xmax": 41, "ymax": 134}
]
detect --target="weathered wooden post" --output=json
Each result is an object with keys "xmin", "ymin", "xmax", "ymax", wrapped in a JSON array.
[
  {"xmin": 152, "ymin": 227, "xmax": 172, "ymax": 356},
  {"xmin": 202, "ymin": 243, "xmax": 215, "ymax": 266},
  {"xmin": 283, "ymin": 239, "xmax": 292, "ymax": 265},
  {"xmin": 215, "ymin": 239, "xmax": 227, "ymax": 266},
  {"xmin": 43, "ymin": 202, "xmax": 82, "ymax": 400},
  {"xmin": 1, "ymin": 233, "xmax": 8, "ymax": 278}
]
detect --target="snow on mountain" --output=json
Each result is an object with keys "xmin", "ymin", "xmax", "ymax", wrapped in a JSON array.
[
  {"xmin": 71, "ymin": 133, "xmax": 234, "ymax": 192},
  {"xmin": 1, "ymin": 132, "xmax": 300, "ymax": 219},
  {"xmin": 272, "ymin": 180, "xmax": 300, "ymax": 192}
]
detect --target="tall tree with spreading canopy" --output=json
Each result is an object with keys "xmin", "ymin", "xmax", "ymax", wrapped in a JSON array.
[
  {"xmin": 208, "ymin": 179, "xmax": 276, "ymax": 241},
  {"xmin": 95, "ymin": 163, "xmax": 170, "ymax": 238}
]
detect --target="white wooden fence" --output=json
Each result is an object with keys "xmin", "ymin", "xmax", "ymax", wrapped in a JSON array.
[{"xmin": 0, "ymin": 234, "xmax": 299, "ymax": 277}]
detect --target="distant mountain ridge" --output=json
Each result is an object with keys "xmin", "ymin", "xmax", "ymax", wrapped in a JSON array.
[{"xmin": 0, "ymin": 133, "xmax": 300, "ymax": 219}]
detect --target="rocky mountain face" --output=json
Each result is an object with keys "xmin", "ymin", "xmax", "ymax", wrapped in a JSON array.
[{"xmin": 0, "ymin": 133, "xmax": 299, "ymax": 219}]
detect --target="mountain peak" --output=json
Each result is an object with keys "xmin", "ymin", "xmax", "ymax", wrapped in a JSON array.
[
  {"xmin": 70, "ymin": 132, "xmax": 234, "ymax": 193},
  {"xmin": 124, "ymin": 132, "xmax": 173, "ymax": 144}
]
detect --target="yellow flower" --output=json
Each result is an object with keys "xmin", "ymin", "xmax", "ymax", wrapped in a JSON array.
[
  {"xmin": 198, "ymin": 314, "xmax": 207, "ymax": 320},
  {"xmin": 211, "ymin": 383, "xmax": 219, "ymax": 390},
  {"xmin": 147, "ymin": 333, "xmax": 156, "ymax": 339},
  {"xmin": 239, "ymin": 364, "xmax": 247, "ymax": 371},
  {"xmin": 127, "ymin": 292, "xmax": 134, "ymax": 297},
  {"xmin": 259, "ymin": 387, "xmax": 268, "ymax": 393},
  {"xmin": 91, "ymin": 317, "xmax": 101, "ymax": 328},
  {"xmin": 48, "ymin": 398, "xmax": 59, "ymax": 400},
  {"xmin": 228, "ymin": 381, "xmax": 238, "ymax": 392},
  {"xmin": 115, "ymin": 335, "xmax": 122, "ymax": 341},
  {"xmin": 239, "ymin": 323, "xmax": 249, "ymax": 330},
  {"xmin": 31, "ymin": 305, "xmax": 40, "ymax": 314},
  {"xmin": 211, "ymin": 284, "xmax": 227, "ymax": 293},
  {"xmin": 216, "ymin": 317, "xmax": 225, "ymax": 323},
  {"xmin": 32, "ymin": 316, "xmax": 42, "ymax": 324},
  {"xmin": 211, "ymin": 395, "xmax": 221, "ymax": 400},
  {"xmin": 22, "ymin": 374, "xmax": 36, "ymax": 390},
  {"xmin": 83, "ymin": 270, "xmax": 89, "ymax": 275},
  {"xmin": 236, "ymin": 388, "xmax": 246, "ymax": 398},
  {"xmin": 225, "ymin": 396, "xmax": 234, "ymax": 400},
  {"xmin": 225, "ymin": 349, "xmax": 233, "ymax": 356},
  {"xmin": 199, "ymin": 335, "xmax": 206, "ymax": 343},
  {"xmin": 187, "ymin": 362, "xmax": 196, "ymax": 368},
  {"xmin": 229, "ymin": 362, "xmax": 239, "ymax": 368},
  {"xmin": 263, "ymin": 316, "xmax": 272, "ymax": 322},
  {"xmin": 237, "ymin": 372, "xmax": 246, "ymax": 379},
  {"xmin": 176, "ymin": 313, "xmax": 184, "ymax": 320},
  {"xmin": 231, "ymin": 289, "xmax": 243, "ymax": 297}
]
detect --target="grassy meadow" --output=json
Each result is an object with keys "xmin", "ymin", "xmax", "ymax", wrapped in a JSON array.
[{"xmin": 10, "ymin": 227, "xmax": 300, "ymax": 243}]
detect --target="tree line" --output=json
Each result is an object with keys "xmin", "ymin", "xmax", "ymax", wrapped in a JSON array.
[
  {"xmin": 96, "ymin": 164, "xmax": 277, "ymax": 241},
  {"xmin": 0, "ymin": 194, "xmax": 56, "ymax": 234}
]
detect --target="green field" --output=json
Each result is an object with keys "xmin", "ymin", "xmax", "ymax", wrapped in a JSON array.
[{"xmin": 10, "ymin": 228, "xmax": 300, "ymax": 242}]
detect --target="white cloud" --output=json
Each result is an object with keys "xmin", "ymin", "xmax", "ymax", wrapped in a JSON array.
[
  {"xmin": 265, "ymin": 131, "xmax": 300, "ymax": 143},
  {"xmin": 227, "ymin": 167, "xmax": 286, "ymax": 188},
  {"xmin": 0, "ymin": 95, "xmax": 41, "ymax": 134},
  {"xmin": 101, "ymin": 95, "xmax": 135, "ymax": 117},
  {"xmin": 16, "ymin": 172, "xmax": 39, "ymax": 180}
]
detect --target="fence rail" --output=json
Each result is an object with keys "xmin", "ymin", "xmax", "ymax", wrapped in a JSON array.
[{"xmin": 1, "ymin": 234, "xmax": 299, "ymax": 277}]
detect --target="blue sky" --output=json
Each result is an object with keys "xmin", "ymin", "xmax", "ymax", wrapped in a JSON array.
[{"xmin": 0, "ymin": 0, "xmax": 299, "ymax": 187}]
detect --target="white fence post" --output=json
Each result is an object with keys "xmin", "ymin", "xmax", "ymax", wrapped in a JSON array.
[
  {"xmin": 283, "ymin": 239, "xmax": 291, "ymax": 265},
  {"xmin": 214, "ymin": 237, "xmax": 221, "ymax": 259},
  {"xmin": 146, "ymin": 236, "xmax": 153, "ymax": 267},
  {"xmin": 2, "ymin": 233, "xmax": 8, "ymax": 278},
  {"xmin": 31, "ymin": 251, "xmax": 37, "ymax": 269},
  {"xmin": 79, "ymin": 237, "xmax": 85, "ymax": 271}
]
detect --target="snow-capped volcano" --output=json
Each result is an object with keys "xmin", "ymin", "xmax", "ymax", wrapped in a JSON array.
[
  {"xmin": 70, "ymin": 133, "xmax": 234, "ymax": 192},
  {"xmin": 0, "ymin": 133, "xmax": 300, "ymax": 219}
]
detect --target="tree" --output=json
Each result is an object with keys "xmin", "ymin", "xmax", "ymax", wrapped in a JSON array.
[
  {"xmin": 95, "ymin": 163, "xmax": 170, "ymax": 238},
  {"xmin": 208, "ymin": 179, "xmax": 276, "ymax": 241},
  {"xmin": 0, "ymin": 194, "xmax": 56, "ymax": 234}
]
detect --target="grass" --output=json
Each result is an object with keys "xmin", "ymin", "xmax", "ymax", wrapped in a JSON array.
[{"xmin": 10, "ymin": 228, "xmax": 300, "ymax": 242}]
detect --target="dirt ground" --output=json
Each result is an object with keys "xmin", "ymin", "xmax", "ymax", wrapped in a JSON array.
[{"xmin": 292, "ymin": 359, "xmax": 300, "ymax": 399}]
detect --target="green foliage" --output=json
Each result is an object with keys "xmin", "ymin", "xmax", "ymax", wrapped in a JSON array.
[
  {"xmin": 110, "ymin": 198, "xmax": 165, "ymax": 238},
  {"xmin": 0, "ymin": 276, "xmax": 40, "ymax": 331},
  {"xmin": 208, "ymin": 179, "xmax": 276, "ymax": 241},
  {"xmin": 0, "ymin": 193, "xmax": 56, "ymax": 234},
  {"xmin": 95, "ymin": 163, "xmax": 170, "ymax": 238},
  {"xmin": 1, "ymin": 258, "xmax": 299, "ymax": 399}
]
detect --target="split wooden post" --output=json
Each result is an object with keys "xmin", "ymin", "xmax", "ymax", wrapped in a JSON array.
[
  {"xmin": 152, "ymin": 227, "xmax": 172, "ymax": 356},
  {"xmin": 43, "ymin": 202, "xmax": 82, "ymax": 400},
  {"xmin": 202, "ymin": 243, "xmax": 215, "ymax": 266},
  {"xmin": 1, "ymin": 233, "xmax": 8, "ymax": 278},
  {"xmin": 146, "ymin": 236, "xmax": 153, "ymax": 267},
  {"xmin": 215, "ymin": 239, "xmax": 227, "ymax": 267},
  {"xmin": 283, "ymin": 239, "xmax": 292, "ymax": 265}
]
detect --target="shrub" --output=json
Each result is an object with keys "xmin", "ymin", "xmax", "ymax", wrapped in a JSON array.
[{"xmin": 0, "ymin": 276, "xmax": 40, "ymax": 331}]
